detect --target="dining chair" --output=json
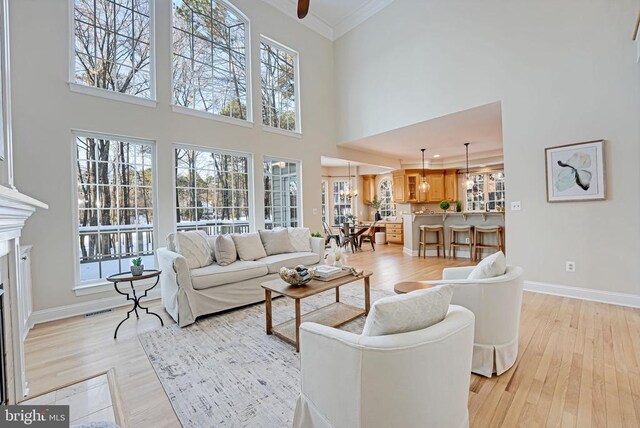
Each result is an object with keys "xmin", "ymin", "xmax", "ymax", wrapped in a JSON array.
[
  {"xmin": 359, "ymin": 221, "xmax": 378, "ymax": 251},
  {"xmin": 323, "ymin": 221, "xmax": 340, "ymax": 246}
]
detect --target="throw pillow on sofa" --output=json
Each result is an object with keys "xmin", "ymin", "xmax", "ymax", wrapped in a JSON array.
[
  {"xmin": 288, "ymin": 227, "xmax": 312, "ymax": 252},
  {"xmin": 467, "ymin": 251, "xmax": 507, "ymax": 280},
  {"xmin": 214, "ymin": 234, "xmax": 238, "ymax": 266},
  {"xmin": 231, "ymin": 232, "xmax": 267, "ymax": 261},
  {"xmin": 259, "ymin": 229, "xmax": 295, "ymax": 255},
  {"xmin": 175, "ymin": 230, "xmax": 213, "ymax": 269},
  {"xmin": 361, "ymin": 284, "xmax": 453, "ymax": 337}
]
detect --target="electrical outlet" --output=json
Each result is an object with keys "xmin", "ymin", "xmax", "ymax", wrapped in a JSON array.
[
  {"xmin": 312, "ymin": 208, "xmax": 318, "ymax": 215},
  {"xmin": 566, "ymin": 261, "xmax": 576, "ymax": 272},
  {"xmin": 511, "ymin": 201, "xmax": 521, "ymax": 211},
  {"xmin": 465, "ymin": 238, "xmax": 470, "ymax": 244}
]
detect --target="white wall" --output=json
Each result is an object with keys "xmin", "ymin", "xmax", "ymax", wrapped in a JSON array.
[
  {"xmin": 334, "ymin": 0, "xmax": 640, "ymax": 296},
  {"xmin": 8, "ymin": 0, "xmax": 389, "ymax": 312}
]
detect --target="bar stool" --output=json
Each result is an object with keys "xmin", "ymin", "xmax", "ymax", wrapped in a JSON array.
[
  {"xmin": 473, "ymin": 226, "xmax": 504, "ymax": 260},
  {"xmin": 449, "ymin": 225, "xmax": 474, "ymax": 259},
  {"xmin": 418, "ymin": 225, "xmax": 445, "ymax": 258}
]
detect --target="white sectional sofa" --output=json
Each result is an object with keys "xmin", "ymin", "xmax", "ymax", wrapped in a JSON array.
[{"xmin": 157, "ymin": 228, "xmax": 325, "ymax": 327}]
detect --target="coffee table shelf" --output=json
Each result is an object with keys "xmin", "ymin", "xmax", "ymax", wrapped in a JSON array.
[{"xmin": 271, "ymin": 302, "xmax": 365, "ymax": 346}]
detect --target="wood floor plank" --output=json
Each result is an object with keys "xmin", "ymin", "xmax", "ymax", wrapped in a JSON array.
[{"xmin": 22, "ymin": 245, "xmax": 640, "ymax": 427}]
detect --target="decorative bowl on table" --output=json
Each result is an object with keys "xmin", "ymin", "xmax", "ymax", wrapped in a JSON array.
[{"xmin": 279, "ymin": 265, "xmax": 315, "ymax": 287}]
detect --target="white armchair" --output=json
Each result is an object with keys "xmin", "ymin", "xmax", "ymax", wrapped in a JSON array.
[
  {"xmin": 424, "ymin": 265, "xmax": 524, "ymax": 377},
  {"xmin": 292, "ymin": 306, "xmax": 475, "ymax": 428}
]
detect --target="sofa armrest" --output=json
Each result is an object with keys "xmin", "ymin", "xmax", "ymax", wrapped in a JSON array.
[
  {"xmin": 310, "ymin": 237, "xmax": 325, "ymax": 261},
  {"xmin": 157, "ymin": 247, "xmax": 193, "ymax": 292}
]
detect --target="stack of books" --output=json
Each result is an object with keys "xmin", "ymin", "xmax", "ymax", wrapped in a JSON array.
[{"xmin": 314, "ymin": 265, "xmax": 344, "ymax": 279}]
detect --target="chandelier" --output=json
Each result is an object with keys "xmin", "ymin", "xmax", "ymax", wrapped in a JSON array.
[
  {"xmin": 465, "ymin": 143, "xmax": 474, "ymax": 189},
  {"xmin": 339, "ymin": 162, "xmax": 358, "ymax": 199},
  {"xmin": 419, "ymin": 148, "xmax": 430, "ymax": 192}
]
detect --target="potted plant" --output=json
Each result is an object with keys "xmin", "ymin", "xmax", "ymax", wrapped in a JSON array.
[
  {"xmin": 131, "ymin": 257, "xmax": 144, "ymax": 276},
  {"xmin": 456, "ymin": 201, "xmax": 463, "ymax": 212},
  {"xmin": 367, "ymin": 197, "xmax": 382, "ymax": 221},
  {"xmin": 439, "ymin": 200, "xmax": 451, "ymax": 212},
  {"xmin": 311, "ymin": 232, "xmax": 322, "ymax": 238}
]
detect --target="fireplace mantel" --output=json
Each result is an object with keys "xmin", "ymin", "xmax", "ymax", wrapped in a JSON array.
[{"xmin": 0, "ymin": 184, "xmax": 47, "ymax": 403}]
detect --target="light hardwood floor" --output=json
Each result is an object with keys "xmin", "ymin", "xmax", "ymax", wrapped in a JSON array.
[{"xmin": 24, "ymin": 245, "xmax": 640, "ymax": 427}]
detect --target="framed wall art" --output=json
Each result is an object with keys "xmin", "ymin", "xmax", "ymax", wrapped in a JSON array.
[{"xmin": 545, "ymin": 140, "xmax": 605, "ymax": 202}]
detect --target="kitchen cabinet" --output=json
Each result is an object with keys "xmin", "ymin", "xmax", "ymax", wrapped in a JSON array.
[
  {"xmin": 386, "ymin": 222, "xmax": 404, "ymax": 244},
  {"xmin": 444, "ymin": 169, "xmax": 458, "ymax": 201},
  {"xmin": 362, "ymin": 175, "xmax": 376, "ymax": 203},
  {"xmin": 406, "ymin": 173, "xmax": 421, "ymax": 202},
  {"xmin": 392, "ymin": 172, "xmax": 406, "ymax": 202},
  {"xmin": 426, "ymin": 172, "xmax": 445, "ymax": 202}
]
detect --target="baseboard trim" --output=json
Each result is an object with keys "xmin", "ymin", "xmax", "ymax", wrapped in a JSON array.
[
  {"xmin": 524, "ymin": 281, "xmax": 640, "ymax": 308},
  {"xmin": 30, "ymin": 289, "xmax": 161, "ymax": 326}
]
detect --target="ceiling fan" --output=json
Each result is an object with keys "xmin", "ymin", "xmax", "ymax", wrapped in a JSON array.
[{"xmin": 297, "ymin": 0, "xmax": 310, "ymax": 19}]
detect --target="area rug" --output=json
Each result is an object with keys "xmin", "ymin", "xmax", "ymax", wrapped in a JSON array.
[{"xmin": 139, "ymin": 286, "xmax": 392, "ymax": 428}]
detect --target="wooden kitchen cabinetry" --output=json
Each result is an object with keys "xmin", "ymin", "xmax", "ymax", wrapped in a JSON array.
[
  {"xmin": 386, "ymin": 222, "xmax": 404, "ymax": 244},
  {"xmin": 392, "ymin": 172, "xmax": 406, "ymax": 203},
  {"xmin": 362, "ymin": 175, "xmax": 376, "ymax": 203},
  {"xmin": 444, "ymin": 169, "xmax": 458, "ymax": 201},
  {"xmin": 392, "ymin": 169, "xmax": 457, "ymax": 203}
]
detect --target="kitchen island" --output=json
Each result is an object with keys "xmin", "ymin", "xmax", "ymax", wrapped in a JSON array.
[{"xmin": 402, "ymin": 212, "xmax": 505, "ymax": 258}]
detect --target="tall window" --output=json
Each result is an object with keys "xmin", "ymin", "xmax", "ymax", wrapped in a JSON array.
[
  {"xmin": 333, "ymin": 181, "xmax": 351, "ymax": 226},
  {"xmin": 73, "ymin": 0, "xmax": 153, "ymax": 99},
  {"xmin": 172, "ymin": 0, "xmax": 249, "ymax": 120},
  {"xmin": 321, "ymin": 180, "xmax": 328, "ymax": 223},
  {"xmin": 466, "ymin": 171, "xmax": 505, "ymax": 212},
  {"xmin": 378, "ymin": 179, "xmax": 395, "ymax": 217},
  {"xmin": 175, "ymin": 147, "xmax": 251, "ymax": 234},
  {"xmin": 75, "ymin": 134, "xmax": 155, "ymax": 283},
  {"xmin": 264, "ymin": 159, "xmax": 300, "ymax": 229},
  {"xmin": 260, "ymin": 37, "xmax": 299, "ymax": 132}
]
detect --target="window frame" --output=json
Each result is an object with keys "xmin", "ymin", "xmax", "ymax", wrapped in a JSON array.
[
  {"xmin": 321, "ymin": 180, "xmax": 328, "ymax": 224},
  {"xmin": 465, "ymin": 171, "xmax": 506, "ymax": 212},
  {"xmin": 378, "ymin": 178, "xmax": 396, "ymax": 217},
  {"xmin": 68, "ymin": 0, "xmax": 158, "ymax": 108},
  {"xmin": 259, "ymin": 35, "xmax": 301, "ymax": 135},
  {"xmin": 170, "ymin": 0, "xmax": 253, "ymax": 126},
  {"xmin": 71, "ymin": 129, "xmax": 159, "ymax": 292},
  {"xmin": 172, "ymin": 143, "xmax": 255, "ymax": 234},
  {"xmin": 332, "ymin": 180, "xmax": 351, "ymax": 226},
  {"xmin": 263, "ymin": 156, "xmax": 302, "ymax": 229}
]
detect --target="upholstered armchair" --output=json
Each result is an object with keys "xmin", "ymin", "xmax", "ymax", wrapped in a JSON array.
[
  {"xmin": 292, "ymin": 306, "xmax": 475, "ymax": 428},
  {"xmin": 424, "ymin": 265, "xmax": 524, "ymax": 377}
]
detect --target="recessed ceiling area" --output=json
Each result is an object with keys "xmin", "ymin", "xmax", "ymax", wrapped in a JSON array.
[{"xmin": 338, "ymin": 102, "xmax": 504, "ymax": 167}]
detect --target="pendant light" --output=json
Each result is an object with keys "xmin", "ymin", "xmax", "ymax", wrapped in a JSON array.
[
  {"xmin": 464, "ymin": 143, "xmax": 474, "ymax": 189},
  {"xmin": 419, "ymin": 148, "xmax": 430, "ymax": 192}
]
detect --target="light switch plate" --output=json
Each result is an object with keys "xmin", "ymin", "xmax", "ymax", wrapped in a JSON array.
[
  {"xmin": 312, "ymin": 208, "xmax": 318, "ymax": 215},
  {"xmin": 511, "ymin": 201, "xmax": 521, "ymax": 211}
]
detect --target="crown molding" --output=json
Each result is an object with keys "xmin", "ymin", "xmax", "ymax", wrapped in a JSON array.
[
  {"xmin": 333, "ymin": 0, "xmax": 394, "ymax": 40},
  {"xmin": 260, "ymin": 0, "xmax": 395, "ymax": 41},
  {"xmin": 260, "ymin": 0, "xmax": 334, "ymax": 40}
]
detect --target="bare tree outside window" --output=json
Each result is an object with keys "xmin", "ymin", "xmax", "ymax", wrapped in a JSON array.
[
  {"xmin": 175, "ymin": 148, "xmax": 251, "ymax": 234},
  {"xmin": 76, "ymin": 135, "xmax": 155, "ymax": 282},
  {"xmin": 172, "ymin": 0, "xmax": 248, "ymax": 119},
  {"xmin": 74, "ymin": 0, "xmax": 152, "ymax": 98},
  {"xmin": 260, "ymin": 40, "xmax": 298, "ymax": 131}
]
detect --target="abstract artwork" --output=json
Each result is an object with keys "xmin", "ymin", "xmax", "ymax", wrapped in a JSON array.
[{"xmin": 545, "ymin": 140, "xmax": 605, "ymax": 202}]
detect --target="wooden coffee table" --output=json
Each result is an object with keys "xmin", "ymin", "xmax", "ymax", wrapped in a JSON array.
[
  {"xmin": 262, "ymin": 271, "xmax": 372, "ymax": 352},
  {"xmin": 393, "ymin": 281, "xmax": 434, "ymax": 294}
]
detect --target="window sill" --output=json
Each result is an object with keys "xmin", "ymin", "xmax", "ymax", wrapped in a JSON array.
[
  {"xmin": 68, "ymin": 83, "xmax": 158, "ymax": 108},
  {"xmin": 171, "ymin": 105, "xmax": 254, "ymax": 128},
  {"xmin": 262, "ymin": 125, "xmax": 302, "ymax": 139},
  {"xmin": 73, "ymin": 277, "xmax": 157, "ymax": 296}
]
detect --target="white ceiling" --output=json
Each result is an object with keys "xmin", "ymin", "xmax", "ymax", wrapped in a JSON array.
[
  {"xmin": 338, "ymin": 102, "xmax": 504, "ymax": 166},
  {"xmin": 321, "ymin": 156, "xmax": 393, "ymax": 174},
  {"xmin": 260, "ymin": 0, "xmax": 394, "ymax": 40}
]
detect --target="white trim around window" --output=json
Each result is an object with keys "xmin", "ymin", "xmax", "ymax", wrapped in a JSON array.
[
  {"xmin": 68, "ymin": 0, "xmax": 158, "ymax": 105},
  {"xmin": 169, "ymin": 0, "xmax": 253, "ymax": 125},
  {"xmin": 263, "ymin": 156, "xmax": 303, "ymax": 228},
  {"xmin": 259, "ymin": 35, "xmax": 302, "ymax": 134},
  {"xmin": 70, "ymin": 129, "xmax": 159, "ymax": 292}
]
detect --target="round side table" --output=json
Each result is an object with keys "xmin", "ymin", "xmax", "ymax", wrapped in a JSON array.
[
  {"xmin": 107, "ymin": 270, "xmax": 164, "ymax": 339},
  {"xmin": 393, "ymin": 281, "xmax": 435, "ymax": 294}
]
